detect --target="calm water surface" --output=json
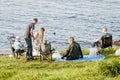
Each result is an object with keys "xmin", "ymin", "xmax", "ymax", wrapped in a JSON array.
[{"xmin": 0, "ymin": 0, "xmax": 120, "ymax": 53}]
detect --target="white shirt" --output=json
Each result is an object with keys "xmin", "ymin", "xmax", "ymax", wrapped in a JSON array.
[
  {"xmin": 115, "ymin": 49, "xmax": 120, "ymax": 56},
  {"xmin": 14, "ymin": 41, "xmax": 22, "ymax": 50},
  {"xmin": 89, "ymin": 47, "xmax": 98, "ymax": 58}
]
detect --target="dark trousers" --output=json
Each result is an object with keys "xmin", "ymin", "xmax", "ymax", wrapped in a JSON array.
[
  {"xmin": 15, "ymin": 49, "xmax": 21, "ymax": 56},
  {"xmin": 25, "ymin": 38, "xmax": 33, "ymax": 59},
  {"xmin": 66, "ymin": 56, "xmax": 79, "ymax": 60}
]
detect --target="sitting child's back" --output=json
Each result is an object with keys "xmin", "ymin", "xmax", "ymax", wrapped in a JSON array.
[
  {"xmin": 89, "ymin": 42, "xmax": 98, "ymax": 58},
  {"xmin": 14, "ymin": 41, "xmax": 21, "ymax": 50}
]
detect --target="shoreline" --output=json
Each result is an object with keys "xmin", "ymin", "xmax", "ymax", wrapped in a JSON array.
[
  {"xmin": 0, "ymin": 53, "xmax": 10, "ymax": 58},
  {"xmin": 0, "ymin": 51, "xmax": 11, "ymax": 58}
]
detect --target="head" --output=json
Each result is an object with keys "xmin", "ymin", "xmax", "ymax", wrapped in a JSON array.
[
  {"xmin": 38, "ymin": 27, "xmax": 45, "ymax": 39},
  {"xmin": 91, "ymin": 42, "xmax": 96, "ymax": 48},
  {"xmin": 40, "ymin": 27, "xmax": 45, "ymax": 32},
  {"xmin": 32, "ymin": 18, "xmax": 38, "ymax": 24},
  {"xmin": 102, "ymin": 27, "xmax": 107, "ymax": 33},
  {"xmin": 68, "ymin": 37, "xmax": 74, "ymax": 44},
  {"xmin": 15, "ymin": 36, "xmax": 20, "ymax": 42}
]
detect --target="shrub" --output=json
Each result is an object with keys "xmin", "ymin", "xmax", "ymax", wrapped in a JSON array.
[{"xmin": 97, "ymin": 59, "xmax": 120, "ymax": 77}]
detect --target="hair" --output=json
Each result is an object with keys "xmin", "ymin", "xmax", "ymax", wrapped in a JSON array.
[
  {"xmin": 69, "ymin": 37, "xmax": 74, "ymax": 41},
  {"xmin": 41, "ymin": 27, "xmax": 45, "ymax": 31},
  {"xmin": 103, "ymin": 27, "xmax": 107, "ymax": 32},
  {"xmin": 38, "ymin": 27, "xmax": 45, "ymax": 39},
  {"xmin": 33, "ymin": 18, "xmax": 38, "ymax": 22}
]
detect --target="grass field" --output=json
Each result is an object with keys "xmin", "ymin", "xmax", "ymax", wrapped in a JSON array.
[{"xmin": 0, "ymin": 47, "xmax": 120, "ymax": 80}]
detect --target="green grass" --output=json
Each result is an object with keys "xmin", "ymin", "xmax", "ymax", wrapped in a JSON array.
[{"xmin": 0, "ymin": 47, "xmax": 120, "ymax": 80}]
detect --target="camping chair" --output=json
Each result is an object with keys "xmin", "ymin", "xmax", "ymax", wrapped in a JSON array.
[
  {"xmin": 40, "ymin": 42, "xmax": 54, "ymax": 62},
  {"xmin": 7, "ymin": 34, "xmax": 25, "ymax": 56},
  {"xmin": 98, "ymin": 33, "xmax": 112, "ymax": 53},
  {"xmin": 7, "ymin": 34, "xmax": 16, "ymax": 56}
]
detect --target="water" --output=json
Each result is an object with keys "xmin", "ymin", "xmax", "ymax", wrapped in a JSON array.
[{"xmin": 0, "ymin": 0, "xmax": 120, "ymax": 53}]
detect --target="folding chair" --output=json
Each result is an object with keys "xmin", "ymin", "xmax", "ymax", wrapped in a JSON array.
[
  {"xmin": 40, "ymin": 42, "xmax": 53, "ymax": 62},
  {"xmin": 7, "ymin": 34, "xmax": 16, "ymax": 56},
  {"xmin": 100, "ymin": 33, "xmax": 112, "ymax": 53},
  {"xmin": 7, "ymin": 34, "xmax": 26, "ymax": 56}
]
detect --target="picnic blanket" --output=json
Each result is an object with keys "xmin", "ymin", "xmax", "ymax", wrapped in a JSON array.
[{"xmin": 55, "ymin": 54, "xmax": 105, "ymax": 62}]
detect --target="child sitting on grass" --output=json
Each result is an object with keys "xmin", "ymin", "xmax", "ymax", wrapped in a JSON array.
[
  {"xmin": 89, "ymin": 42, "xmax": 98, "ymax": 58},
  {"xmin": 14, "ymin": 36, "xmax": 22, "ymax": 59}
]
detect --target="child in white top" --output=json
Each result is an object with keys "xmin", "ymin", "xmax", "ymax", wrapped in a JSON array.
[
  {"xmin": 115, "ymin": 48, "xmax": 120, "ymax": 56},
  {"xmin": 89, "ymin": 42, "xmax": 98, "ymax": 58},
  {"xmin": 14, "ymin": 36, "xmax": 22, "ymax": 59}
]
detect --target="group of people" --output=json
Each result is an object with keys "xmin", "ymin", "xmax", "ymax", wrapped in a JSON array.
[{"xmin": 13, "ymin": 18, "xmax": 120, "ymax": 60}]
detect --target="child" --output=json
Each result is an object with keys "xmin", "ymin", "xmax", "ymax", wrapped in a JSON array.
[
  {"xmin": 89, "ymin": 42, "xmax": 98, "ymax": 58},
  {"xmin": 14, "ymin": 36, "xmax": 22, "ymax": 59},
  {"xmin": 115, "ymin": 48, "xmax": 120, "ymax": 56}
]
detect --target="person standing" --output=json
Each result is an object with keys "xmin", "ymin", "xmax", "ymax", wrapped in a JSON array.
[{"xmin": 24, "ymin": 18, "xmax": 38, "ymax": 60}]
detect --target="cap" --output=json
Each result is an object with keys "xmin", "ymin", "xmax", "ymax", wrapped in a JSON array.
[{"xmin": 91, "ymin": 42, "xmax": 96, "ymax": 47}]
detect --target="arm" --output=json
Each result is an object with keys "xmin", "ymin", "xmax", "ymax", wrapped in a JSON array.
[
  {"xmin": 63, "ymin": 50, "xmax": 70, "ymax": 57},
  {"xmin": 78, "ymin": 45, "xmax": 83, "ymax": 58},
  {"xmin": 62, "ymin": 46, "xmax": 71, "ymax": 58},
  {"xmin": 34, "ymin": 33, "xmax": 38, "ymax": 40},
  {"xmin": 63, "ymin": 45, "xmax": 74, "ymax": 57},
  {"xmin": 30, "ymin": 28, "xmax": 35, "ymax": 40}
]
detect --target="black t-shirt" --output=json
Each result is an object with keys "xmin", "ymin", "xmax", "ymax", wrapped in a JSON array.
[{"xmin": 24, "ymin": 23, "xmax": 35, "ymax": 38}]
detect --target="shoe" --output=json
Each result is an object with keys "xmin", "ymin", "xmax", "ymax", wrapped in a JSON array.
[
  {"xmin": 30, "ymin": 57, "xmax": 36, "ymax": 60},
  {"xmin": 61, "ymin": 57, "xmax": 64, "ymax": 59},
  {"xmin": 26, "ymin": 58, "xmax": 30, "ymax": 61}
]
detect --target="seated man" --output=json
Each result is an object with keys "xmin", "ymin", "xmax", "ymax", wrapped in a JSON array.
[
  {"xmin": 61, "ymin": 37, "xmax": 83, "ymax": 60},
  {"xmin": 96, "ymin": 27, "xmax": 112, "ymax": 48}
]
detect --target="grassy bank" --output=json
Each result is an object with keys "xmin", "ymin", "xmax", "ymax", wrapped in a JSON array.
[{"xmin": 0, "ymin": 47, "xmax": 120, "ymax": 80}]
